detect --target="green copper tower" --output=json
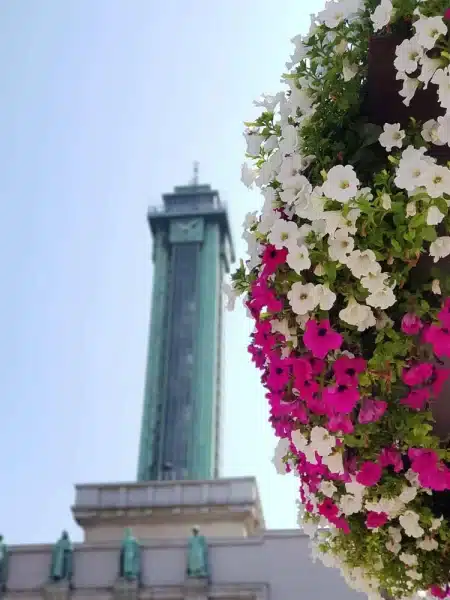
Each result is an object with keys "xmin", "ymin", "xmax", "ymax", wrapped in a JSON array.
[{"xmin": 137, "ymin": 173, "xmax": 235, "ymax": 482}]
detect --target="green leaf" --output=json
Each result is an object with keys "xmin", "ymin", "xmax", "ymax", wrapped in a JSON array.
[{"xmin": 422, "ymin": 226, "xmax": 438, "ymax": 242}]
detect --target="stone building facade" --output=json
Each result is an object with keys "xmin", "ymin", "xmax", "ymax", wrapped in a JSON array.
[{"xmin": 4, "ymin": 477, "xmax": 362, "ymax": 600}]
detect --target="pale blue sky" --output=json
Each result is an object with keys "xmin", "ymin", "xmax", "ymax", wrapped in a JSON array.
[{"xmin": 0, "ymin": 0, "xmax": 322, "ymax": 544}]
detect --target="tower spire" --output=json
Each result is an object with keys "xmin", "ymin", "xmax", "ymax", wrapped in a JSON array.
[{"xmin": 190, "ymin": 161, "xmax": 199, "ymax": 186}]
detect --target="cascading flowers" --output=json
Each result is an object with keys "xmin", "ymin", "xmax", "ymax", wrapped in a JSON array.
[{"xmin": 225, "ymin": 0, "xmax": 450, "ymax": 598}]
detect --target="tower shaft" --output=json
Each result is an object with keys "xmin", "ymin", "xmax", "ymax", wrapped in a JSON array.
[{"xmin": 137, "ymin": 183, "xmax": 234, "ymax": 482}]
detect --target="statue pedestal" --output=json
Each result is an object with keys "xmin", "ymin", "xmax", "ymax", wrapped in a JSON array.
[
  {"xmin": 113, "ymin": 578, "xmax": 139, "ymax": 600},
  {"xmin": 41, "ymin": 581, "xmax": 71, "ymax": 600},
  {"xmin": 184, "ymin": 577, "xmax": 209, "ymax": 600}
]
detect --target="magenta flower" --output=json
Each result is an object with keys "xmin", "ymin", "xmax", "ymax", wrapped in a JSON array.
[
  {"xmin": 402, "ymin": 362, "xmax": 433, "ymax": 387},
  {"xmin": 430, "ymin": 585, "xmax": 448, "ymax": 599},
  {"xmin": 318, "ymin": 498, "xmax": 339, "ymax": 521},
  {"xmin": 400, "ymin": 388, "xmax": 430, "ymax": 411},
  {"xmin": 333, "ymin": 356, "xmax": 367, "ymax": 386},
  {"xmin": 438, "ymin": 298, "xmax": 450, "ymax": 328},
  {"xmin": 380, "ymin": 447, "xmax": 403, "ymax": 472},
  {"xmin": 401, "ymin": 313, "xmax": 423, "ymax": 335},
  {"xmin": 261, "ymin": 245, "xmax": 288, "ymax": 278},
  {"xmin": 366, "ymin": 511, "xmax": 388, "ymax": 529},
  {"xmin": 323, "ymin": 384, "xmax": 360, "ymax": 414},
  {"xmin": 356, "ymin": 461, "xmax": 382, "ymax": 486},
  {"xmin": 328, "ymin": 413, "xmax": 354, "ymax": 434},
  {"xmin": 266, "ymin": 356, "xmax": 292, "ymax": 392},
  {"xmin": 358, "ymin": 398, "xmax": 387, "ymax": 424},
  {"xmin": 333, "ymin": 516, "xmax": 350, "ymax": 534},
  {"xmin": 303, "ymin": 319, "xmax": 343, "ymax": 359},
  {"xmin": 432, "ymin": 367, "xmax": 450, "ymax": 396},
  {"xmin": 445, "ymin": 8, "xmax": 450, "ymax": 22},
  {"xmin": 409, "ymin": 448, "xmax": 450, "ymax": 491},
  {"xmin": 292, "ymin": 357, "xmax": 313, "ymax": 382},
  {"xmin": 425, "ymin": 324, "xmax": 450, "ymax": 358}
]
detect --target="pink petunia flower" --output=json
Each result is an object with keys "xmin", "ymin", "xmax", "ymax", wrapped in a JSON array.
[
  {"xmin": 366, "ymin": 511, "xmax": 388, "ymax": 529},
  {"xmin": 438, "ymin": 297, "xmax": 450, "ymax": 328},
  {"xmin": 380, "ymin": 447, "xmax": 403, "ymax": 472},
  {"xmin": 409, "ymin": 448, "xmax": 450, "ymax": 491},
  {"xmin": 261, "ymin": 245, "xmax": 288, "ymax": 278},
  {"xmin": 318, "ymin": 498, "xmax": 339, "ymax": 521},
  {"xmin": 430, "ymin": 585, "xmax": 448, "ymax": 599},
  {"xmin": 358, "ymin": 398, "xmax": 387, "ymax": 424},
  {"xmin": 303, "ymin": 320, "xmax": 343, "ymax": 359},
  {"xmin": 356, "ymin": 461, "xmax": 382, "ymax": 486},
  {"xmin": 425, "ymin": 324, "xmax": 450, "ymax": 358},
  {"xmin": 400, "ymin": 388, "xmax": 430, "ymax": 411},
  {"xmin": 402, "ymin": 362, "xmax": 433, "ymax": 387},
  {"xmin": 323, "ymin": 384, "xmax": 360, "ymax": 414},
  {"xmin": 401, "ymin": 313, "xmax": 423, "ymax": 335},
  {"xmin": 432, "ymin": 367, "xmax": 450, "ymax": 396},
  {"xmin": 333, "ymin": 356, "xmax": 367, "ymax": 386},
  {"xmin": 328, "ymin": 413, "xmax": 354, "ymax": 434}
]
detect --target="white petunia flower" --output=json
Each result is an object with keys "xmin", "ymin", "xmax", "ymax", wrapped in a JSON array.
[
  {"xmin": 388, "ymin": 526, "xmax": 402, "ymax": 543},
  {"xmin": 432, "ymin": 279, "xmax": 442, "ymax": 295},
  {"xmin": 323, "ymin": 164, "xmax": 360, "ymax": 203},
  {"xmin": 315, "ymin": 284, "xmax": 337, "ymax": 311},
  {"xmin": 314, "ymin": 264, "xmax": 325, "ymax": 276},
  {"xmin": 399, "ymin": 552, "xmax": 418, "ymax": 567},
  {"xmin": 241, "ymin": 163, "xmax": 256, "ymax": 187},
  {"xmin": 419, "ymin": 55, "xmax": 442, "ymax": 89},
  {"xmin": 399, "ymin": 510, "xmax": 424, "ymax": 538},
  {"xmin": 398, "ymin": 72, "xmax": 419, "ymax": 107},
  {"xmin": 361, "ymin": 271, "xmax": 390, "ymax": 294},
  {"xmin": 394, "ymin": 145, "xmax": 432, "ymax": 191},
  {"xmin": 328, "ymin": 229, "xmax": 354, "ymax": 263},
  {"xmin": 268, "ymin": 218, "xmax": 300, "ymax": 249},
  {"xmin": 322, "ymin": 451, "xmax": 345, "ymax": 474},
  {"xmin": 370, "ymin": 0, "xmax": 393, "ymax": 32},
  {"xmin": 318, "ymin": 1, "xmax": 347, "ymax": 28},
  {"xmin": 422, "ymin": 165, "xmax": 450, "ymax": 198},
  {"xmin": 272, "ymin": 438, "xmax": 290, "ymax": 475},
  {"xmin": 437, "ymin": 114, "xmax": 450, "ymax": 145},
  {"xmin": 381, "ymin": 193, "xmax": 392, "ymax": 209},
  {"xmin": 244, "ymin": 130, "xmax": 264, "ymax": 155},
  {"xmin": 432, "ymin": 67, "xmax": 450, "ymax": 111},
  {"xmin": 414, "ymin": 15, "xmax": 447, "ymax": 50},
  {"xmin": 286, "ymin": 244, "xmax": 311, "ymax": 274},
  {"xmin": 264, "ymin": 135, "xmax": 278, "ymax": 153},
  {"xmin": 339, "ymin": 298, "xmax": 376, "ymax": 331},
  {"xmin": 399, "ymin": 486, "xmax": 417, "ymax": 504},
  {"xmin": 430, "ymin": 237, "xmax": 450, "ymax": 262},
  {"xmin": 310, "ymin": 426, "xmax": 336, "ymax": 457},
  {"xmin": 422, "ymin": 119, "xmax": 445, "ymax": 145},
  {"xmin": 345, "ymin": 476, "xmax": 366, "ymax": 498},
  {"xmin": 386, "ymin": 540, "xmax": 401, "ymax": 554},
  {"xmin": 223, "ymin": 282, "xmax": 238, "ymax": 311},
  {"xmin": 339, "ymin": 494, "xmax": 363, "ymax": 516},
  {"xmin": 379, "ymin": 123, "xmax": 405, "ymax": 152},
  {"xmin": 394, "ymin": 37, "xmax": 424, "ymax": 75},
  {"xmin": 430, "ymin": 517, "xmax": 443, "ymax": 531},
  {"xmin": 341, "ymin": 208, "xmax": 361, "ymax": 236},
  {"xmin": 343, "ymin": 60, "xmax": 358, "ymax": 82},
  {"xmin": 287, "ymin": 282, "xmax": 318, "ymax": 315},
  {"xmin": 417, "ymin": 537, "xmax": 439, "ymax": 551},
  {"xmin": 319, "ymin": 480, "xmax": 337, "ymax": 498},
  {"xmin": 346, "ymin": 249, "xmax": 381, "ymax": 278},
  {"xmin": 406, "ymin": 201, "xmax": 417, "ymax": 217},
  {"xmin": 366, "ymin": 286, "xmax": 397, "ymax": 310},
  {"xmin": 258, "ymin": 209, "xmax": 278, "ymax": 235},
  {"xmin": 427, "ymin": 205, "xmax": 445, "ymax": 226}
]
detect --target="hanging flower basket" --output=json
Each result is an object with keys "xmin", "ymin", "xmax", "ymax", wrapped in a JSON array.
[{"xmin": 227, "ymin": 1, "xmax": 450, "ymax": 598}]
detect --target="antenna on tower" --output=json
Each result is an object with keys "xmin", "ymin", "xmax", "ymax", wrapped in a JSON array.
[{"xmin": 190, "ymin": 161, "xmax": 199, "ymax": 186}]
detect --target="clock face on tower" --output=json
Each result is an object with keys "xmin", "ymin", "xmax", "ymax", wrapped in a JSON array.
[{"xmin": 169, "ymin": 218, "xmax": 204, "ymax": 243}]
